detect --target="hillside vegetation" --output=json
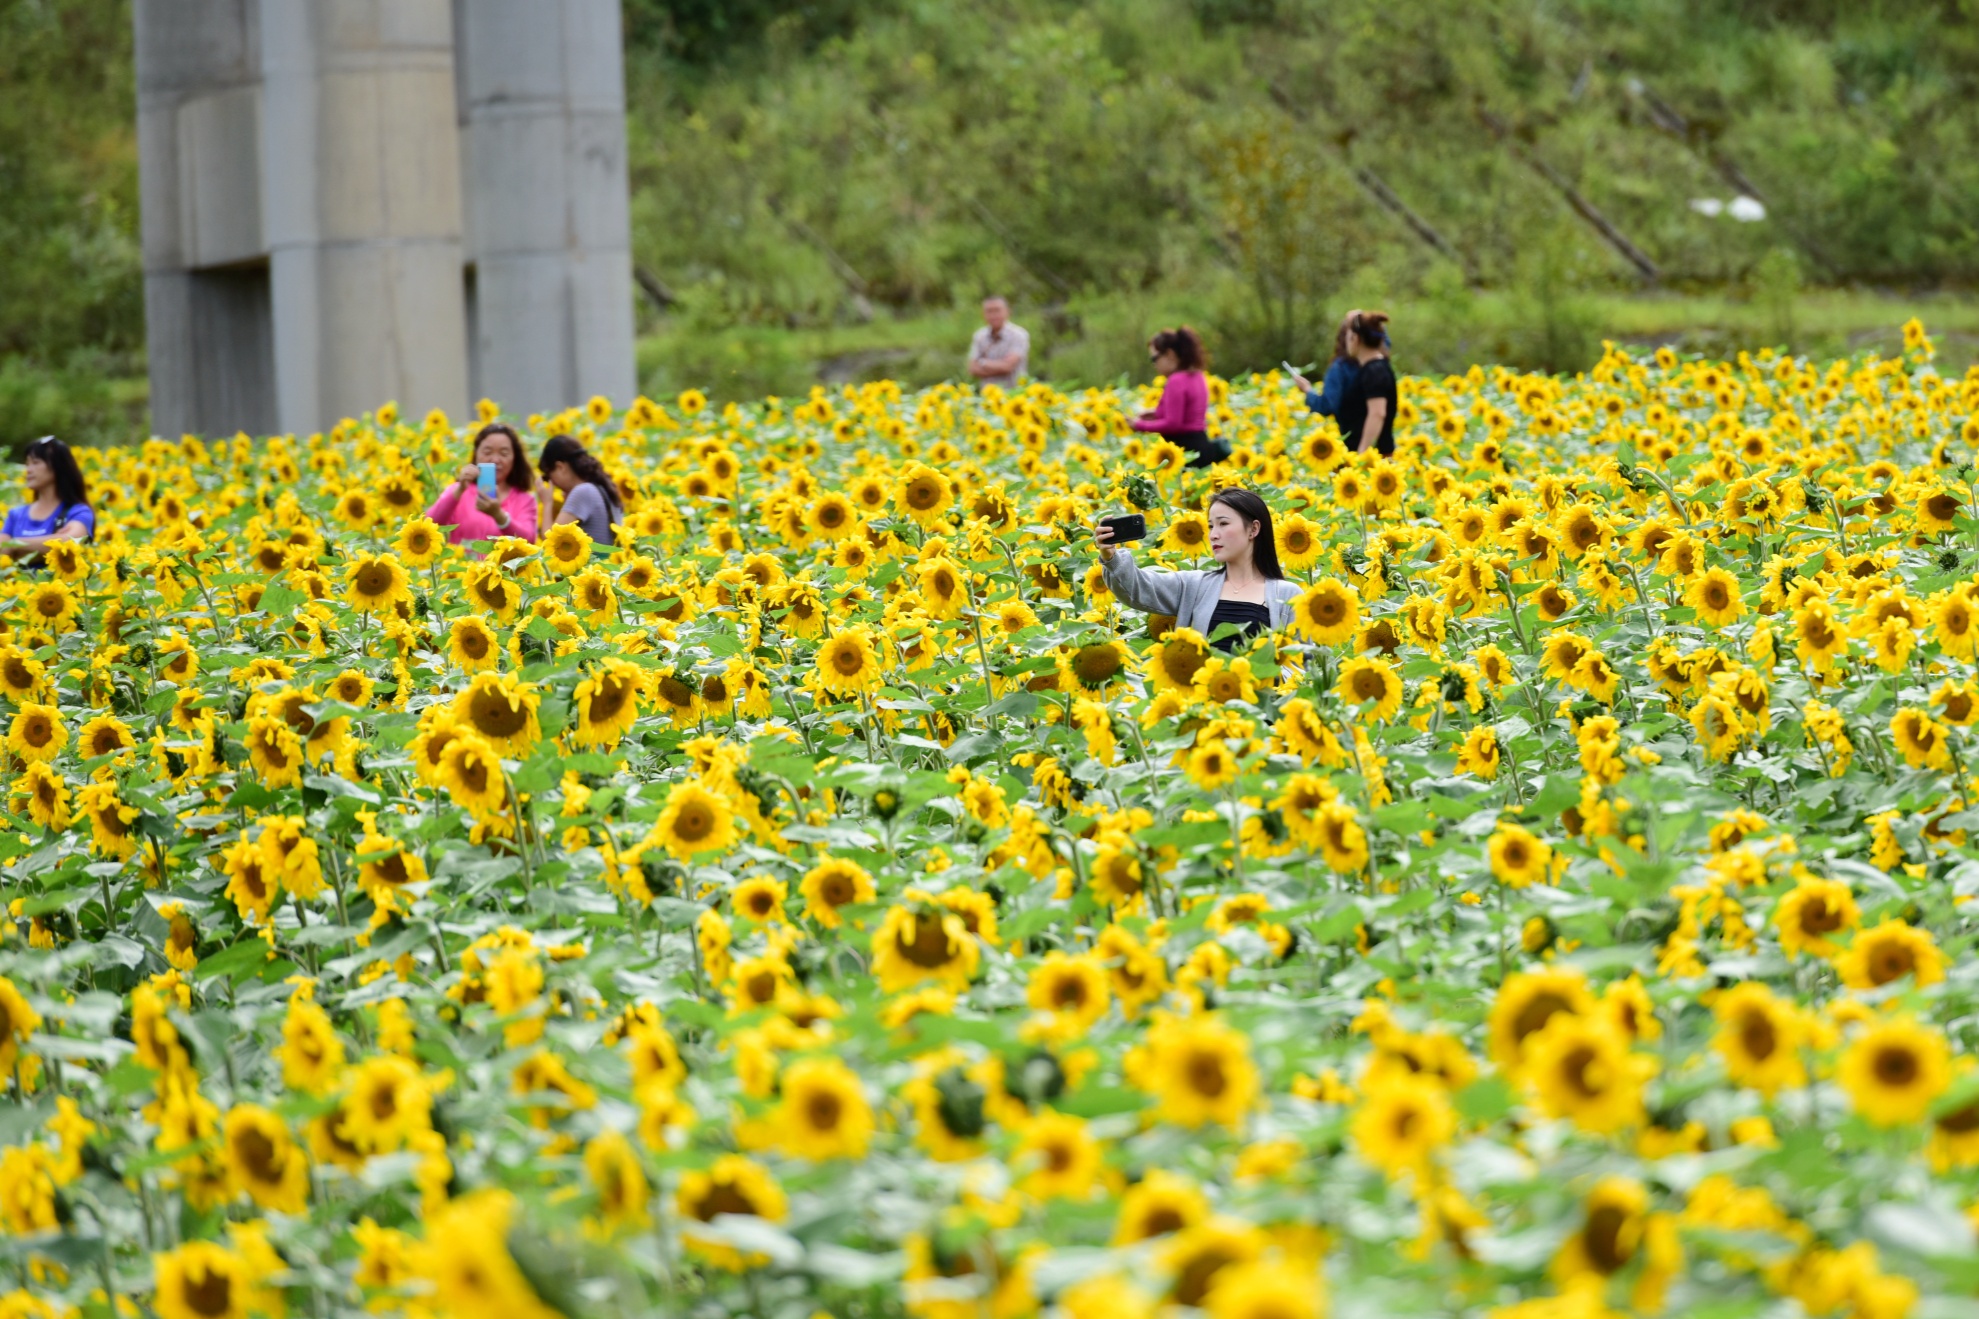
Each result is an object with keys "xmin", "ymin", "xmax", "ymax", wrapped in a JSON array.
[{"xmin": 3, "ymin": 0, "xmax": 1976, "ymax": 434}]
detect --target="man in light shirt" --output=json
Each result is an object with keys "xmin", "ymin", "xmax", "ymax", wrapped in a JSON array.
[{"xmin": 966, "ymin": 296, "xmax": 1030, "ymax": 388}]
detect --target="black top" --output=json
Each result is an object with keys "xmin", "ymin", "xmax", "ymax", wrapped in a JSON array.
[
  {"xmin": 1337, "ymin": 356, "xmax": 1397, "ymax": 455},
  {"xmin": 1208, "ymin": 599, "xmax": 1272, "ymax": 651}
]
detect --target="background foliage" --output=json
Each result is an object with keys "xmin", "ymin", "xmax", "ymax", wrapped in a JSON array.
[{"xmin": 4, "ymin": 0, "xmax": 1979, "ymax": 433}]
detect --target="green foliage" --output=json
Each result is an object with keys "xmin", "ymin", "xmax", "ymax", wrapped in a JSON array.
[
  {"xmin": 623, "ymin": 0, "xmax": 1979, "ymax": 382},
  {"xmin": 0, "ymin": 0, "xmax": 142, "ymax": 446}
]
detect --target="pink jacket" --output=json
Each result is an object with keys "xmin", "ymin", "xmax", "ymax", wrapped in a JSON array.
[
  {"xmin": 427, "ymin": 483, "xmax": 540, "ymax": 547},
  {"xmin": 1131, "ymin": 370, "xmax": 1209, "ymax": 433}
]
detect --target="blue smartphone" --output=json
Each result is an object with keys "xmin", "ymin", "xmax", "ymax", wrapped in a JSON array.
[{"xmin": 477, "ymin": 463, "xmax": 498, "ymax": 498}]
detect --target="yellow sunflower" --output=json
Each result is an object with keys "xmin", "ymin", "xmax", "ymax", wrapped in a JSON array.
[
  {"xmin": 1839, "ymin": 1016, "xmax": 1950, "ymax": 1127},
  {"xmin": 573, "ymin": 658, "xmax": 645, "ymax": 750},
  {"xmin": 541, "ymin": 522, "xmax": 594, "ymax": 574},
  {"xmin": 343, "ymin": 553, "xmax": 411, "ymax": 613},
  {"xmin": 647, "ymin": 780, "xmax": 738, "ymax": 861},
  {"xmin": 1289, "ymin": 577, "xmax": 1358, "ymax": 645},
  {"xmin": 1335, "ymin": 656, "xmax": 1402, "ymax": 721},
  {"xmin": 451, "ymin": 671, "xmax": 542, "ymax": 755},
  {"xmin": 815, "ymin": 626, "xmax": 882, "ymax": 698}
]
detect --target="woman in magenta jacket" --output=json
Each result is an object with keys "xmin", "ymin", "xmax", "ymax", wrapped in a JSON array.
[
  {"xmin": 426, "ymin": 423, "xmax": 542, "ymax": 548},
  {"xmin": 1130, "ymin": 326, "xmax": 1229, "ymax": 468}
]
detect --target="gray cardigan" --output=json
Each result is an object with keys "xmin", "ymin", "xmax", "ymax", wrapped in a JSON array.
[{"xmin": 1100, "ymin": 550, "xmax": 1301, "ymax": 637}]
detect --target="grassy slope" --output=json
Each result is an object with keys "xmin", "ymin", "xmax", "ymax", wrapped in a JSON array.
[{"xmin": 635, "ymin": 289, "xmax": 1979, "ymax": 403}]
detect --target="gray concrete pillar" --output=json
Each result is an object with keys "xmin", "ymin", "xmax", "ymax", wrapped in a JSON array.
[
  {"xmin": 135, "ymin": 0, "xmax": 277, "ymax": 438},
  {"xmin": 456, "ymin": 0, "xmax": 637, "ymax": 416},
  {"xmin": 134, "ymin": 0, "xmax": 635, "ymax": 438},
  {"xmin": 260, "ymin": 0, "xmax": 469, "ymax": 434}
]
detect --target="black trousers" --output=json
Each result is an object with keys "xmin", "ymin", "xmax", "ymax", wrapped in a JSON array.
[{"xmin": 1167, "ymin": 430, "xmax": 1230, "ymax": 468}]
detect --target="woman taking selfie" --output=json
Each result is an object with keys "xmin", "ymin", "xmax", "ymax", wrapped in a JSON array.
[
  {"xmin": 1334, "ymin": 310, "xmax": 1397, "ymax": 456},
  {"xmin": 0, "ymin": 436, "xmax": 95, "ymax": 557},
  {"xmin": 1093, "ymin": 488, "xmax": 1298, "ymax": 652},
  {"xmin": 1131, "ymin": 327, "xmax": 1229, "ymax": 468},
  {"xmin": 427, "ymin": 422, "xmax": 540, "ymax": 546},
  {"xmin": 538, "ymin": 434, "xmax": 624, "ymax": 547}
]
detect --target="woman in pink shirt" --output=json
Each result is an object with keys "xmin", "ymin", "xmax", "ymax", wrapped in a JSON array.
[
  {"xmin": 427, "ymin": 423, "xmax": 541, "ymax": 548},
  {"xmin": 1130, "ymin": 326, "xmax": 1229, "ymax": 468}
]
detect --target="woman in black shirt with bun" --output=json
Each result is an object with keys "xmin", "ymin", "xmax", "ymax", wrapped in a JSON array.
[{"xmin": 1335, "ymin": 310, "xmax": 1397, "ymax": 456}]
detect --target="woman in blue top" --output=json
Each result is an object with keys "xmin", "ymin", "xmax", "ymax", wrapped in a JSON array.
[
  {"xmin": 1289, "ymin": 309, "xmax": 1388, "ymax": 422},
  {"xmin": 0, "ymin": 437, "xmax": 95, "ymax": 557}
]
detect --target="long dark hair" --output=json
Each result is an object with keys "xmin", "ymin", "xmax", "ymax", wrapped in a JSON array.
[
  {"xmin": 538, "ymin": 434, "xmax": 623, "ymax": 512},
  {"xmin": 1150, "ymin": 326, "xmax": 1207, "ymax": 372},
  {"xmin": 25, "ymin": 437, "xmax": 87, "ymax": 509},
  {"xmin": 471, "ymin": 423, "xmax": 533, "ymax": 492},
  {"xmin": 1210, "ymin": 487, "xmax": 1283, "ymax": 580}
]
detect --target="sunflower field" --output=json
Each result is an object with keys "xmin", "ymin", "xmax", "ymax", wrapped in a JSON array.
[{"xmin": 0, "ymin": 321, "xmax": 1977, "ymax": 1319}]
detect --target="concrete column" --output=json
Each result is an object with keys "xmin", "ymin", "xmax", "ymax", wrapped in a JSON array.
[
  {"xmin": 260, "ymin": 0, "xmax": 469, "ymax": 434},
  {"xmin": 456, "ymin": 0, "xmax": 637, "ymax": 416},
  {"xmin": 135, "ymin": 0, "xmax": 276, "ymax": 438}
]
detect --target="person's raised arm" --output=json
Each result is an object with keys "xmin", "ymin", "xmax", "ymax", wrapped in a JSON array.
[
  {"xmin": 428, "ymin": 468, "xmax": 477, "ymax": 525},
  {"xmin": 1093, "ymin": 523, "xmax": 1191, "ymax": 617},
  {"xmin": 1131, "ymin": 377, "xmax": 1185, "ymax": 433},
  {"xmin": 1308, "ymin": 359, "xmax": 1353, "ymax": 417}
]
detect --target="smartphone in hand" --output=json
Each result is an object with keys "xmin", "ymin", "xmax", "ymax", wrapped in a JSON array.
[
  {"xmin": 1100, "ymin": 513, "xmax": 1146, "ymax": 544},
  {"xmin": 477, "ymin": 463, "xmax": 499, "ymax": 498}
]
